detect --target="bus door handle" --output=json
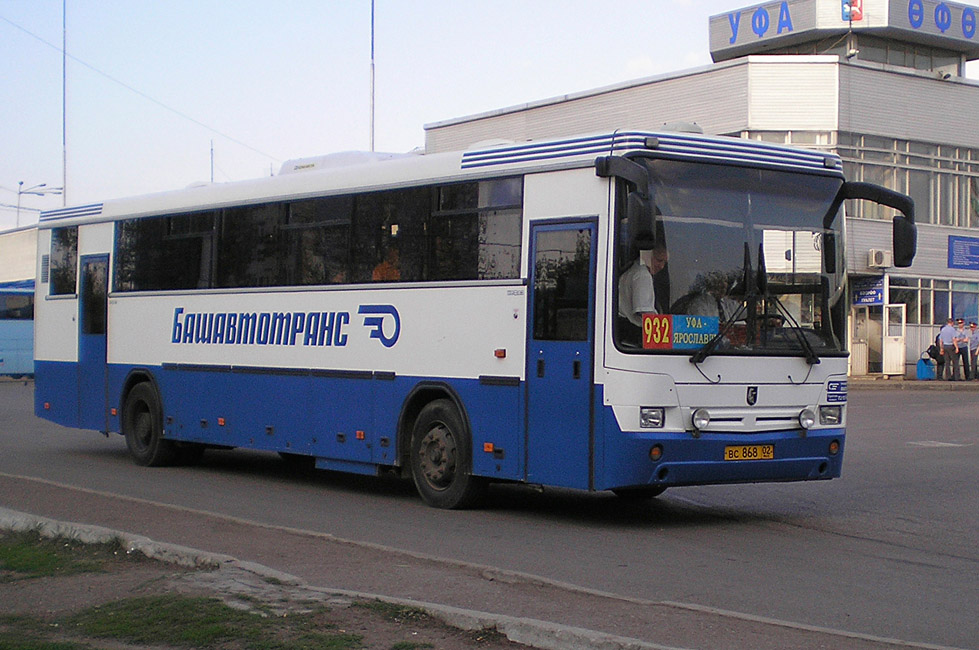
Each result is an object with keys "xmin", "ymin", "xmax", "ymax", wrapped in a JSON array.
[
  {"xmin": 573, "ymin": 359, "xmax": 581, "ymax": 379},
  {"xmin": 537, "ymin": 359, "xmax": 545, "ymax": 377}
]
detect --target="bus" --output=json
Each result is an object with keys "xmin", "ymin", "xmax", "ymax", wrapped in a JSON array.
[
  {"xmin": 0, "ymin": 279, "xmax": 34, "ymax": 378},
  {"xmin": 33, "ymin": 130, "xmax": 916, "ymax": 508}
]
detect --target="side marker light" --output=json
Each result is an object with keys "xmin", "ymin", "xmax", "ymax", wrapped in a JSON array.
[{"xmin": 649, "ymin": 445, "xmax": 664, "ymax": 462}]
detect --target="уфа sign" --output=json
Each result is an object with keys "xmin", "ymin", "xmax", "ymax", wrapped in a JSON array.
[
  {"xmin": 852, "ymin": 276, "xmax": 884, "ymax": 305},
  {"xmin": 718, "ymin": 1, "xmax": 801, "ymax": 47},
  {"xmin": 948, "ymin": 236, "xmax": 979, "ymax": 271}
]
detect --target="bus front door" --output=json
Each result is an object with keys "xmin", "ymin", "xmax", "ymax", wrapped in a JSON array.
[
  {"xmin": 78, "ymin": 255, "xmax": 109, "ymax": 432},
  {"xmin": 526, "ymin": 221, "xmax": 596, "ymax": 489}
]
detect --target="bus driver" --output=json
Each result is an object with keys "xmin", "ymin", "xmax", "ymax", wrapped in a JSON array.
[{"xmin": 618, "ymin": 234, "xmax": 668, "ymax": 341}]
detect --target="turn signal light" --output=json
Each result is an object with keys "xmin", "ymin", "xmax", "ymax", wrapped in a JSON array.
[
  {"xmin": 828, "ymin": 440, "xmax": 841, "ymax": 456},
  {"xmin": 494, "ymin": 349, "xmax": 507, "ymax": 359},
  {"xmin": 649, "ymin": 444, "xmax": 664, "ymax": 462}
]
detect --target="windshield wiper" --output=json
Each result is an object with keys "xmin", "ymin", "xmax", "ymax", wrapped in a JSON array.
[
  {"xmin": 690, "ymin": 243, "xmax": 753, "ymax": 365},
  {"xmin": 690, "ymin": 243, "xmax": 821, "ymax": 365},
  {"xmin": 755, "ymin": 245, "xmax": 820, "ymax": 366}
]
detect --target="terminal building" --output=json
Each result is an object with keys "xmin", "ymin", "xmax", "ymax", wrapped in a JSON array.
[{"xmin": 424, "ymin": 0, "xmax": 979, "ymax": 377}]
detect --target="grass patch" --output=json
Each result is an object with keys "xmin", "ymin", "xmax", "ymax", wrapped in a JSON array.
[
  {"xmin": 66, "ymin": 595, "xmax": 362, "ymax": 650},
  {"xmin": 0, "ymin": 613, "xmax": 91, "ymax": 650},
  {"xmin": 0, "ymin": 530, "xmax": 126, "ymax": 582},
  {"xmin": 354, "ymin": 600, "xmax": 431, "ymax": 625}
]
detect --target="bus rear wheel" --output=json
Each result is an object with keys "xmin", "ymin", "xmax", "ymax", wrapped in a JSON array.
[
  {"xmin": 122, "ymin": 383, "xmax": 178, "ymax": 467},
  {"xmin": 409, "ymin": 399, "xmax": 485, "ymax": 509}
]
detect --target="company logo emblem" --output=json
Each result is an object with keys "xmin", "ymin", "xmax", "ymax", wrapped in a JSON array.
[
  {"xmin": 358, "ymin": 304, "xmax": 401, "ymax": 348},
  {"xmin": 842, "ymin": 0, "xmax": 863, "ymax": 22},
  {"xmin": 746, "ymin": 386, "xmax": 759, "ymax": 406}
]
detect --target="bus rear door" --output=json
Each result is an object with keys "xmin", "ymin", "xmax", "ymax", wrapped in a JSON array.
[{"xmin": 78, "ymin": 255, "xmax": 109, "ymax": 432}]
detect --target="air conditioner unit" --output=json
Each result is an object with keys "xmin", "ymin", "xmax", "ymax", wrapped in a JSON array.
[{"xmin": 868, "ymin": 249, "xmax": 892, "ymax": 268}]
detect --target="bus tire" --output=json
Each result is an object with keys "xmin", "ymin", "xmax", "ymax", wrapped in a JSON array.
[
  {"xmin": 122, "ymin": 383, "xmax": 178, "ymax": 467},
  {"xmin": 409, "ymin": 399, "xmax": 485, "ymax": 509}
]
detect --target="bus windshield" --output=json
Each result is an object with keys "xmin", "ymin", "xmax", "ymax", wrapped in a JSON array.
[{"xmin": 615, "ymin": 158, "xmax": 846, "ymax": 358}]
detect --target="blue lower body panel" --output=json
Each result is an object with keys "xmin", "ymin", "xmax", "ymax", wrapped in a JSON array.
[
  {"xmin": 37, "ymin": 360, "xmax": 526, "ymax": 482},
  {"xmin": 35, "ymin": 359, "xmax": 844, "ymax": 493}
]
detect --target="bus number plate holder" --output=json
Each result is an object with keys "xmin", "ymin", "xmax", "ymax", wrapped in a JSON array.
[{"xmin": 723, "ymin": 444, "xmax": 774, "ymax": 461}]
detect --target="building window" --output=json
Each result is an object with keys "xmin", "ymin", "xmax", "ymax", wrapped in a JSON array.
[{"xmin": 837, "ymin": 133, "xmax": 979, "ymax": 227}]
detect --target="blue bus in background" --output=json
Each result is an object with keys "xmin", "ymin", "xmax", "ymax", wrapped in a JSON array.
[{"xmin": 0, "ymin": 279, "xmax": 34, "ymax": 378}]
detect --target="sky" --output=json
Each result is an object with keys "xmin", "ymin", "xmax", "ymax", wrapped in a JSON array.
[{"xmin": 1, "ymin": 1, "xmax": 977, "ymax": 231}]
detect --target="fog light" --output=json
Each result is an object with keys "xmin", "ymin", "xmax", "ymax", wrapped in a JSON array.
[
  {"xmin": 799, "ymin": 408, "xmax": 816, "ymax": 429},
  {"xmin": 640, "ymin": 407, "xmax": 665, "ymax": 428},
  {"xmin": 649, "ymin": 444, "xmax": 663, "ymax": 462},
  {"xmin": 692, "ymin": 408, "xmax": 710, "ymax": 430},
  {"xmin": 819, "ymin": 405, "xmax": 842, "ymax": 426}
]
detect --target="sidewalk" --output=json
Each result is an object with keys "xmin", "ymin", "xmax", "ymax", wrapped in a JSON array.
[
  {"xmin": 850, "ymin": 375, "xmax": 979, "ymax": 390},
  {"xmin": 0, "ymin": 474, "xmax": 968, "ymax": 650}
]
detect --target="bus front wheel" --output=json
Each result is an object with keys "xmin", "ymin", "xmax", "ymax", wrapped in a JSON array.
[
  {"xmin": 409, "ymin": 399, "xmax": 485, "ymax": 509},
  {"xmin": 122, "ymin": 383, "xmax": 178, "ymax": 467}
]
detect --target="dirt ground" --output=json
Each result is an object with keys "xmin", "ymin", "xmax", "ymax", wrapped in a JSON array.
[{"xmin": 0, "ymin": 542, "xmax": 530, "ymax": 650}]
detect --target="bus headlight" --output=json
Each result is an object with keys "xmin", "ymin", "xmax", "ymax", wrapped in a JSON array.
[
  {"xmin": 819, "ymin": 406, "xmax": 842, "ymax": 426},
  {"xmin": 640, "ymin": 407, "xmax": 665, "ymax": 428},
  {"xmin": 692, "ymin": 408, "xmax": 710, "ymax": 430},
  {"xmin": 799, "ymin": 408, "xmax": 816, "ymax": 430}
]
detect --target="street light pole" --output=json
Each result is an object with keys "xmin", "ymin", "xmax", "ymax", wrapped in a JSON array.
[{"xmin": 16, "ymin": 182, "xmax": 64, "ymax": 227}]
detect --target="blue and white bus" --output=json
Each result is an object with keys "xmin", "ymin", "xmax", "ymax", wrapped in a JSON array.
[
  {"xmin": 33, "ymin": 130, "xmax": 915, "ymax": 508},
  {"xmin": 0, "ymin": 279, "xmax": 34, "ymax": 378}
]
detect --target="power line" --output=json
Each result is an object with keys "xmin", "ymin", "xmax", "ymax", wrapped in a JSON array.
[
  {"xmin": 0, "ymin": 12, "xmax": 282, "ymax": 164},
  {"xmin": 0, "ymin": 203, "xmax": 41, "ymax": 213}
]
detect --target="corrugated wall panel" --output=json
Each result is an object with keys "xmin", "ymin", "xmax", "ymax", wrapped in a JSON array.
[
  {"xmin": 847, "ymin": 218, "xmax": 979, "ymax": 279},
  {"xmin": 748, "ymin": 57, "xmax": 839, "ymax": 130},
  {"xmin": 840, "ymin": 65, "xmax": 979, "ymax": 148},
  {"xmin": 425, "ymin": 64, "xmax": 752, "ymax": 153}
]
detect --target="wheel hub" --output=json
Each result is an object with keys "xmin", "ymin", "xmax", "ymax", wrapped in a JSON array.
[{"xmin": 419, "ymin": 423, "xmax": 457, "ymax": 489}]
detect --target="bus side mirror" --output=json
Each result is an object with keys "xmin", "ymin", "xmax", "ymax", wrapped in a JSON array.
[
  {"xmin": 893, "ymin": 215, "xmax": 917, "ymax": 268},
  {"xmin": 822, "ymin": 232, "xmax": 837, "ymax": 275}
]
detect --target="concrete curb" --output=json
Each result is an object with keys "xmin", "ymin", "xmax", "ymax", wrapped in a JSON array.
[{"xmin": 0, "ymin": 507, "xmax": 681, "ymax": 650}]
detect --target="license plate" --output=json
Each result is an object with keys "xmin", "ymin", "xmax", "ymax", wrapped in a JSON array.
[{"xmin": 724, "ymin": 444, "xmax": 774, "ymax": 461}]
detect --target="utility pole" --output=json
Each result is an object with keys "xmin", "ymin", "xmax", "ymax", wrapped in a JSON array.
[
  {"xmin": 370, "ymin": 0, "xmax": 375, "ymax": 152},
  {"xmin": 62, "ymin": 0, "xmax": 67, "ymax": 205}
]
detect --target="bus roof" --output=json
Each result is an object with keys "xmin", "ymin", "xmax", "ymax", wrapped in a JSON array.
[
  {"xmin": 0, "ymin": 279, "xmax": 34, "ymax": 294},
  {"xmin": 39, "ymin": 130, "xmax": 843, "ymax": 229}
]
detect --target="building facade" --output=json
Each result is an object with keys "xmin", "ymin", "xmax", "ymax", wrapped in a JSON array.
[{"xmin": 424, "ymin": 0, "xmax": 979, "ymax": 377}]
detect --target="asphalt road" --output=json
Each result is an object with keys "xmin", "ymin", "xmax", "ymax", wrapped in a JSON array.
[{"xmin": 0, "ymin": 379, "xmax": 976, "ymax": 649}]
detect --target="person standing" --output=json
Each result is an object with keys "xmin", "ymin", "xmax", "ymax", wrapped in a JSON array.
[
  {"xmin": 938, "ymin": 318, "xmax": 959, "ymax": 380},
  {"xmin": 969, "ymin": 322, "xmax": 979, "ymax": 381},
  {"xmin": 955, "ymin": 318, "xmax": 970, "ymax": 380}
]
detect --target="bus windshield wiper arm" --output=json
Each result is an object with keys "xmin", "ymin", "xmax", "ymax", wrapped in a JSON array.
[
  {"xmin": 690, "ymin": 243, "xmax": 753, "ymax": 365},
  {"xmin": 767, "ymin": 292, "xmax": 821, "ymax": 365},
  {"xmin": 689, "ymin": 300, "xmax": 748, "ymax": 365}
]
